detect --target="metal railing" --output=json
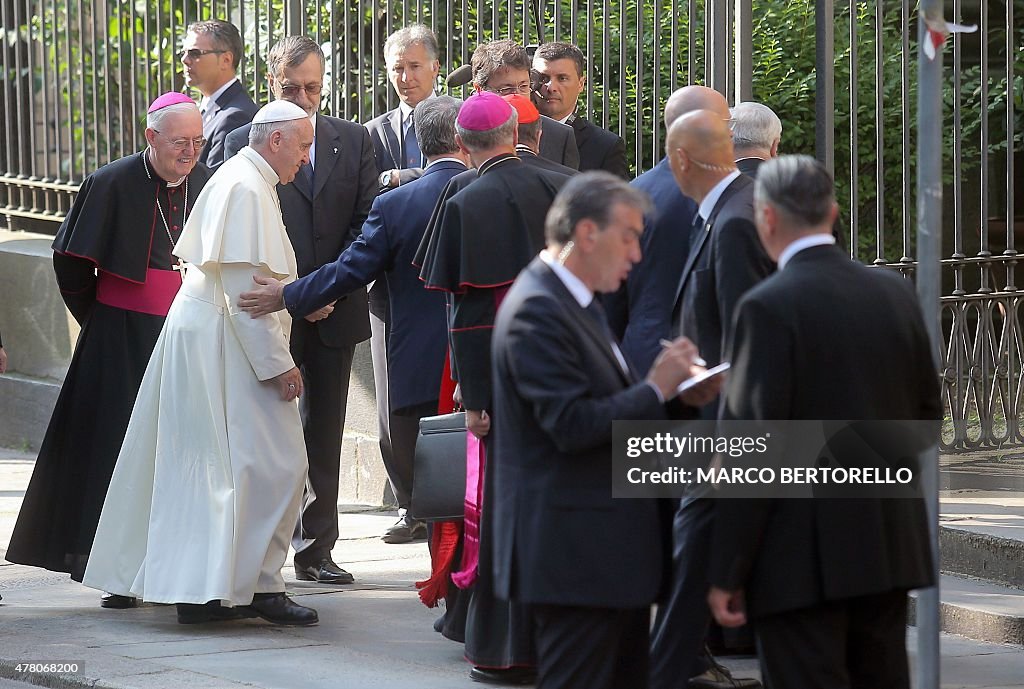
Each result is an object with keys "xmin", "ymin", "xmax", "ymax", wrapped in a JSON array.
[{"xmin": 0, "ymin": 0, "xmax": 1019, "ymax": 451}]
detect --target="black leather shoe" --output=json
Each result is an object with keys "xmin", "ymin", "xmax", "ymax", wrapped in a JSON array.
[
  {"xmin": 100, "ymin": 593, "xmax": 138, "ymax": 609},
  {"xmin": 294, "ymin": 558, "xmax": 354, "ymax": 584},
  {"xmin": 382, "ymin": 515, "xmax": 428, "ymax": 544},
  {"xmin": 468, "ymin": 666, "xmax": 537, "ymax": 685},
  {"xmin": 176, "ymin": 601, "xmax": 258, "ymax": 624},
  {"xmin": 240, "ymin": 593, "xmax": 318, "ymax": 626}
]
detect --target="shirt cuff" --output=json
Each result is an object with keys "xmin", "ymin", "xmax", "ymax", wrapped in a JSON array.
[{"xmin": 646, "ymin": 380, "xmax": 665, "ymax": 404}]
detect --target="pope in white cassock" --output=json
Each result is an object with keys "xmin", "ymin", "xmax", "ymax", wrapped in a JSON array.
[{"xmin": 84, "ymin": 100, "xmax": 323, "ymax": 626}]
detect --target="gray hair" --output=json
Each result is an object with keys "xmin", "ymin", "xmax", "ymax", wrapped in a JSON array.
[
  {"xmin": 146, "ymin": 101, "xmax": 199, "ymax": 130},
  {"xmin": 731, "ymin": 101, "xmax": 782, "ymax": 152},
  {"xmin": 545, "ymin": 171, "xmax": 652, "ymax": 245},
  {"xmin": 248, "ymin": 119, "xmax": 302, "ymax": 147},
  {"xmin": 187, "ymin": 20, "xmax": 244, "ymax": 72},
  {"xmin": 455, "ymin": 108, "xmax": 518, "ymax": 151},
  {"xmin": 414, "ymin": 96, "xmax": 462, "ymax": 157},
  {"xmin": 755, "ymin": 155, "xmax": 834, "ymax": 228},
  {"xmin": 384, "ymin": 24, "xmax": 439, "ymax": 62},
  {"xmin": 267, "ymin": 35, "xmax": 325, "ymax": 79},
  {"xmin": 518, "ymin": 119, "xmax": 541, "ymax": 147}
]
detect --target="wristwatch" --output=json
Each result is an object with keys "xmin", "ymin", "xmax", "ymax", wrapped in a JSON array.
[{"xmin": 380, "ymin": 170, "xmax": 393, "ymax": 188}]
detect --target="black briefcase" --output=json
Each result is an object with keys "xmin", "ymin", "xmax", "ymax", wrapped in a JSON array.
[{"xmin": 410, "ymin": 412, "xmax": 467, "ymax": 522}]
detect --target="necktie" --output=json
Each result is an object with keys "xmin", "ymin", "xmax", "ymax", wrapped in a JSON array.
[
  {"xmin": 688, "ymin": 213, "xmax": 705, "ymax": 251},
  {"xmin": 586, "ymin": 299, "xmax": 631, "ymax": 376},
  {"xmin": 404, "ymin": 114, "xmax": 421, "ymax": 169}
]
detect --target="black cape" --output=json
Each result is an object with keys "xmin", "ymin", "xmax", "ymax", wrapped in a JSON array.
[{"xmin": 6, "ymin": 152, "xmax": 211, "ymax": 581}]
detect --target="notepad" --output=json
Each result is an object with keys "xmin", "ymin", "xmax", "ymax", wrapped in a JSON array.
[{"xmin": 676, "ymin": 362, "xmax": 731, "ymax": 395}]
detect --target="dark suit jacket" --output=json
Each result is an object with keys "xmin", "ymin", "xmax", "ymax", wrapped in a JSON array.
[
  {"xmin": 570, "ymin": 115, "xmax": 629, "ymax": 179},
  {"xmin": 199, "ymin": 80, "xmax": 257, "ymax": 169},
  {"xmin": 516, "ymin": 146, "xmax": 578, "ymax": 176},
  {"xmin": 538, "ymin": 115, "xmax": 580, "ymax": 170},
  {"xmin": 490, "ymin": 257, "xmax": 668, "ymax": 609},
  {"xmin": 365, "ymin": 107, "xmax": 426, "ymax": 192},
  {"xmin": 225, "ymin": 115, "xmax": 376, "ymax": 347},
  {"xmin": 605, "ymin": 159, "xmax": 698, "ymax": 373},
  {"xmin": 282, "ymin": 161, "xmax": 466, "ymax": 411},
  {"xmin": 735, "ymin": 157, "xmax": 765, "ymax": 178},
  {"xmin": 710, "ymin": 244, "xmax": 940, "ymax": 618},
  {"xmin": 672, "ymin": 174, "xmax": 775, "ymax": 384}
]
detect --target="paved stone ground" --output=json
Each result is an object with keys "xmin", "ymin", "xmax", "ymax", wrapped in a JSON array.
[{"xmin": 0, "ymin": 448, "xmax": 1021, "ymax": 688}]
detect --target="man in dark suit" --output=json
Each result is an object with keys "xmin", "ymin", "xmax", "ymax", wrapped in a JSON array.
[
  {"xmin": 533, "ymin": 42, "xmax": 629, "ymax": 179},
  {"xmin": 237, "ymin": 97, "xmax": 466, "ymax": 526},
  {"xmin": 505, "ymin": 94, "xmax": 578, "ymax": 176},
  {"xmin": 730, "ymin": 101, "xmax": 781, "ymax": 178},
  {"xmin": 181, "ymin": 20, "xmax": 257, "ymax": 169},
  {"xmin": 604, "ymin": 85, "xmax": 722, "ymax": 374},
  {"xmin": 224, "ymin": 36, "xmax": 376, "ymax": 584},
  {"xmin": 470, "ymin": 39, "xmax": 580, "ymax": 170},
  {"xmin": 649, "ymin": 104, "xmax": 771, "ymax": 689},
  {"xmin": 708, "ymin": 155, "xmax": 939, "ymax": 688},
  {"xmin": 363, "ymin": 24, "xmax": 440, "ymax": 543},
  {"xmin": 365, "ymin": 25, "xmax": 440, "ymax": 193},
  {"xmin": 491, "ymin": 172, "xmax": 715, "ymax": 689},
  {"xmin": 669, "ymin": 110, "xmax": 775, "ymax": 391}
]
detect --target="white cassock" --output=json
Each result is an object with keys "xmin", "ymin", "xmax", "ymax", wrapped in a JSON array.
[{"xmin": 83, "ymin": 146, "xmax": 307, "ymax": 605}]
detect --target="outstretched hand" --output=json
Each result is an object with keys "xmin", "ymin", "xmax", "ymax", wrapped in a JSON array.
[{"xmin": 238, "ymin": 274, "xmax": 286, "ymax": 317}]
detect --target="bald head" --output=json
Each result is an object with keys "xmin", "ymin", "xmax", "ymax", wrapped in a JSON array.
[
  {"xmin": 666, "ymin": 110, "xmax": 735, "ymax": 167},
  {"xmin": 664, "ymin": 85, "xmax": 730, "ymax": 128}
]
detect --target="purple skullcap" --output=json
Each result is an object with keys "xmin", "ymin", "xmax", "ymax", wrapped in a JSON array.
[
  {"xmin": 148, "ymin": 91, "xmax": 196, "ymax": 113},
  {"xmin": 457, "ymin": 91, "xmax": 514, "ymax": 132}
]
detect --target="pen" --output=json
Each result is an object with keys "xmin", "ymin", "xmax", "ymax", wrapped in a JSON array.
[{"xmin": 660, "ymin": 339, "xmax": 707, "ymax": 367}]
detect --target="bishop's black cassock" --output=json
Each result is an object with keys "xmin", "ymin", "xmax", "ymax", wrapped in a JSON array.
[
  {"xmin": 415, "ymin": 152, "xmax": 569, "ymax": 670},
  {"xmin": 7, "ymin": 151, "xmax": 211, "ymax": 581}
]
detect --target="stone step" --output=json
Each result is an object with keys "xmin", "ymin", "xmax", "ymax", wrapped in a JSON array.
[
  {"xmin": 909, "ymin": 575, "xmax": 1024, "ymax": 646},
  {"xmin": 941, "ymin": 523, "xmax": 1024, "ymax": 590}
]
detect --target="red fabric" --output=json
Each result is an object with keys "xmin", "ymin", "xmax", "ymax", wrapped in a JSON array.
[{"xmin": 95, "ymin": 267, "xmax": 181, "ymax": 316}]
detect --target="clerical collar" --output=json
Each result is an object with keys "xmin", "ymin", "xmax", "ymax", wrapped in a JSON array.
[
  {"xmin": 477, "ymin": 153, "xmax": 520, "ymax": 175},
  {"xmin": 778, "ymin": 234, "xmax": 836, "ymax": 270},
  {"xmin": 142, "ymin": 150, "xmax": 186, "ymax": 187}
]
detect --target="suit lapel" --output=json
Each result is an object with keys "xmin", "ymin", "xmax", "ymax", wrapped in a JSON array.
[
  {"xmin": 538, "ymin": 261, "xmax": 632, "ymax": 385},
  {"xmin": 672, "ymin": 175, "xmax": 750, "ymax": 308},
  {"xmin": 382, "ymin": 109, "xmax": 403, "ymax": 169},
  {"xmin": 312, "ymin": 117, "xmax": 341, "ymax": 199}
]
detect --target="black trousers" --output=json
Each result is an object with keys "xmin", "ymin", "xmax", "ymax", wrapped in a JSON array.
[
  {"xmin": 755, "ymin": 590, "xmax": 910, "ymax": 689},
  {"xmin": 648, "ymin": 495, "xmax": 714, "ymax": 689},
  {"xmin": 534, "ymin": 604, "xmax": 650, "ymax": 689},
  {"xmin": 290, "ymin": 319, "xmax": 356, "ymax": 565}
]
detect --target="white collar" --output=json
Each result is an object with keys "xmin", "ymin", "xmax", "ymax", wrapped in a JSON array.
[
  {"xmin": 697, "ymin": 170, "xmax": 741, "ymax": 222},
  {"xmin": 556, "ymin": 113, "xmax": 573, "ymax": 125},
  {"xmin": 778, "ymin": 234, "xmax": 836, "ymax": 270},
  {"xmin": 199, "ymin": 76, "xmax": 238, "ymax": 112},
  {"xmin": 539, "ymin": 250, "xmax": 592, "ymax": 308},
  {"xmin": 425, "ymin": 157, "xmax": 467, "ymax": 169},
  {"xmin": 309, "ymin": 111, "xmax": 318, "ymax": 134}
]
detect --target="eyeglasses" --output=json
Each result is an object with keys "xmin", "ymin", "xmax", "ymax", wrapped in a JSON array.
[
  {"xmin": 179, "ymin": 48, "xmax": 225, "ymax": 61},
  {"xmin": 723, "ymin": 117, "xmax": 737, "ymax": 130},
  {"xmin": 279, "ymin": 83, "xmax": 323, "ymax": 98},
  {"xmin": 156, "ymin": 132, "xmax": 208, "ymax": 151},
  {"xmin": 490, "ymin": 83, "xmax": 531, "ymax": 96}
]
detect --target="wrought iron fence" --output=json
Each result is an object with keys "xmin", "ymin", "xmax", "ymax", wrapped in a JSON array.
[{"xmin": 0, "ymin": 0, "xmax": 1019, "ymax": 451}]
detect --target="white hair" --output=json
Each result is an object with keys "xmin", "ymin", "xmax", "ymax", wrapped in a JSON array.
[
  {"xmin": 249, "ymin": 119, "xmax": 303, "ymax": 147},
  {"xmin": 146, "ymin": 101, "xmax": 199, "ymax": 130},
  {"xmin": 731, "ymin": 101, "xmax": 782, "ymax": 152}
]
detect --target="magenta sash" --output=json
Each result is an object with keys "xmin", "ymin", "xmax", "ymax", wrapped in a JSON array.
[
  {"xmin": 96, "ymin": 268, "xmax": 181, "ymax": 316},
  {"xmin": 452, "ymin": 431, "xmax": 484, "ymax": 589}
]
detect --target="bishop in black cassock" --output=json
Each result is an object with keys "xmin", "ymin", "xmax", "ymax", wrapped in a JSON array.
[
  {"xmin": 6, "ymin": 94, "xmax": 212, "ymax": 591},
  {"xmin": 414, "ymin": 92, "xmax": 569, "ymax": 682}
]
